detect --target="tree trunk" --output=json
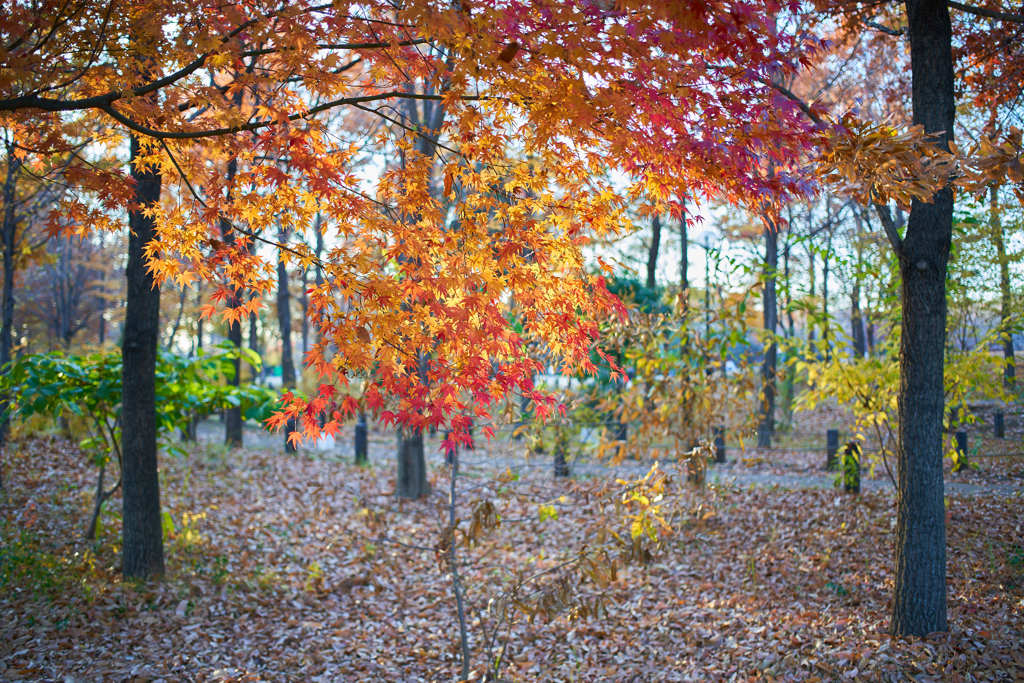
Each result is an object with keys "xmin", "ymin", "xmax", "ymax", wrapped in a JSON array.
[
  {"xmin": 219, "ymin": 157, "xmax": 243, "ymax": 448},
  {"xmin": 195, "ymin": 286, "xmax": 203, "ymax": 351},
  {"xmin": 396, "ymin": 426, "xmax": 429, "ymax": 498},
  {"xmin": 991, "ymin": 185, "xmax": 1014, "ymax": 388},
  {"xmin": 300, "ymin": 262, "xmax": 309, "ymax": 358},
  {"xmin": 757, "ymin": 218, "xmax": 778, "ymax": 448},
  {"xmin": 97, "ymin": 233, "xmax": 107, "ymax": 346},
  {"xmin": 164, "ymin": 285, "xmax": 187, "ymax": 351},
  {"xmin": 679, "ymin": 206, "xmax": 688, "ymax": 297},
  {"xmin": 0, "ymin": 136, "xmax": 19, "ymax": 471},
  {"xmin": 806, "ymin": 242, "xmax": 816, "ymax": 344},
  {"xmin": 822, "ymin": 234, "xmax": 832, "ymax": 361},
  {"xmin": 276, "ymin": 229, "xmax": 297, "ymax": 454},
  {"xmin": 891, "ymin": 0, "xmax": 953, "ymax": 637},
  {"xmin": 646, "ymin": 214, "xmax": 661, "ymax": 290},
  {"xmin": 121, "ymin": 134, "xmax": 165, "ymax": 579},
  {"xmin": 851, "ymin": 281, "xmax": 866, "ymax": 358},
  {"xmin": 248, "ymin": 307, "xmax": 259, "ymax": 380}
]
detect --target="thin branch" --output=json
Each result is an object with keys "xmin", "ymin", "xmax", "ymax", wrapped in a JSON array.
[
  {"xmin": 948, "ymin": 1, "xmax": 1024, "ymax": 22},
  {"xmin": 765, "ymin": 80, "xmax": 825, "ymax": 127},
  {"xmin": 100, "ymin": 90, "xmax": 478, "ymax": 140},
  {"xmin": 872, "ymin": 202, "xmax": 904, "ymax": 258},
  {"xmin": 863, "ymin": 19, "xmax": 905, "ymax": 36}
]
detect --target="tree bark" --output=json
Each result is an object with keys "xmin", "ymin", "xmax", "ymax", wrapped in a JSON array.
[
  {"xmin": 121, "ymin": 134, "xmax": 165, "ymax": 579},
  {"xmin": 219, "ymin": 157, "xmax": 243, "ymax": 448},
  {"xmin": 396, "ymin": 426, "xmax": 429, "ymax": 498},
  {"xmin": 806, "ymin": 239, "xmax": 816, "ymax": 344},
  {"xmin": 991, "ymin": 185, "xmax": 1014, "ymax": 388},
  {"xmin": 276, "ymin": 227, "xmax": 297, "ymax": 454},
  {"xmin": 851, "ymin": 281, "xmax": 866, "ymax": 358},
  {"xmin": 822, "ymin": 233, "xmax": 832, "ymax": 361},
  {"xmin": 1, "ymin": 135, "xmax": 20, "ymax": 471},
  {"xmin": 195, "ymin": 286, "xmax": 203, "ymax": 352},
  {"xmin": 891, "ymin": 0, "xmax": 953, "ymax": 637},
  {"xmin": 679, "ymin": 203, "xmax": 689, "ymax": 301},
  {"xmin": 646, "ymin": 214, "xmax": 661, "ymax": 290},
  {"xmin": 757, "ymin": 218, "xmax": 778, "ymax": 448}
]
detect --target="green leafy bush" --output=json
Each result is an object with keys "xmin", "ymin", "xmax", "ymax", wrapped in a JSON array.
[{"xmin": 0, "ymin": 344, "xmax": 280, "ymax": 538}]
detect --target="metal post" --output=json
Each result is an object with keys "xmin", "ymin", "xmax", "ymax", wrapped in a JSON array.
[
  {"xmin": 842, "ymin": 441, "xmax": 861, "ymax": 494},
  {"xmin": 826, "ymin": 429, "xmax": 839, "ymax": 471},
  {"xmin": 713, "ymin": 426, "xmax": 726, "ymax": 463},
  {"xmin": 553, "ymin": 429, "xmax": 569, "ymax": 478},
  {"xmin": 954, "ymin": 430, "xmax": 968, "ymax": 471},
  {"xmin": 994, "ymin": 411, "xmax": 1005, "ymax": 439},
  {"xmin": 354, "ymin": 412, "xmax": 368, "ymax": 465}
]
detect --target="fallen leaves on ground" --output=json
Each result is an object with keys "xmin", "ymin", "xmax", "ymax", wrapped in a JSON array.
[{"xmin": 1, "ymin": 434, "xmax": 1022, "ymax": 681}]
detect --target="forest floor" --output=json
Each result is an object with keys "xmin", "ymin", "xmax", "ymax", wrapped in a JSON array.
[{"xmin": 1, "ymin": 421, "xmax": 1022, "ymax": 681}]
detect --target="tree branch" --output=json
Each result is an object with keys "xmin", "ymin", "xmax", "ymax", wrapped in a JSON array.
[
  {"xmin": 873, "ymin": 202, "xmax": 904, "ymax": 257},
  {"xmin": 100, "ymin": 91, "xmax": 477, "ymax": 141},
  {"xmin": 864, "ymin": 19, "xmax": 905, "ymax": 36},
  {"xmin": 765, "ymin": 80, "xmax": 825, "ymax": 127},
  {"xmin": 948, "ymin": 1, "xmax": 1024, "ymax": 22}
]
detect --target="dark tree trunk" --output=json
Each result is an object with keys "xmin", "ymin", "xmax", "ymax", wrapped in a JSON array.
[
  {"xmin": 164, "ymin": 285, "xmax": 187, "ymax": 351},
  {"xmin": 891, "ymin": 0, "xmax": 953, "ymax": 637},
  {"xmin": 396, "ymin": 427, "xmax": 429, "ymax": 498},
  {"xmin": 276, "ymin": 229, "xmax": 297, "ymax": 454},
  {"xmin": 679, "ymin": 207, "xmax": 688, "ymax": 297},
  {"xmin": 757, "ymin": 219, "xmax": 778, "ymax": 448},
  {"xmin": 219, "ymin": 158, "xmax": 243, "ymax": 448},
  {"xmin": 851, "ymin": 281, "xmax": 866, "ymax": 358},
  {"xmin": 300, "ymin": 263, "xmax": 309, "ymax": 357},
  {"xmin": 783, "ymin": 238, "xmax": 795, "ymax": 339},
  {"xmin": 249, "ymin": 311, "xmax": 258, "ymax": 368},
  {"xmin": 195, "ymin": 286, "xmax": 203, "ymax": 351},
  {"xmin": 806, "ymin": 242, "xmax": 816, "ymax": 344},
  {"xmin": 646, "ymin": 214, "xmax": 661, "ymax": 290},
  {"xmin": 121, "ymin": 135, "xmax": 165, "ymax": 579},
  {"xmin": 97, "ymin": 233, "xmax": 107, "ymax": 346},
  {"xmin": 1, "ymin": 136, "xmax": 19, "ymax": 468},
  {"xmin": 991, "ymin": 185, "xmax": 1014, "ymax": 388},
  {"xmin": 822, "ymin": 234, "xmax": 832, "ymax": 361}
]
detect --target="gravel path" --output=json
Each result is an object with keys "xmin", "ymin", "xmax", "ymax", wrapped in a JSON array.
[{"xmin": 193, "ymin": 420, "xmax": 1024, "ymax": 498}]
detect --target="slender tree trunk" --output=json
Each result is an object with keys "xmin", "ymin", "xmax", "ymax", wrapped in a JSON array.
[
  {"xmin": 276, "ymin": 228, "xmax": 297, "ymax": 453},
  {"xmin": 195, "ymin": 286, "xmax": 203, "ymax": 351},
  {"xmin": 164, "ymin": 286, "xmax": 187, "ymax": 351},
  {"xmin": 757, "ymin": 218, "xmax": 778, "ymax": 448},
  {"xmin": 991, "ymin": 185, "xmax": 1014, "ymax": 388},
  {"xmin": 396, "ymin": 426, "xmax": 429, "ymax": 498},
  {"xmin": 97, "ymin": 233, "xmax": 107, "ymax": 346},
  {"xmin": 646, "ymin": 214, "xmax": 661, "ymax": 290},
  {"xmin": 679, "ymin": 204, "xmax": 688, "ymax": 293},
  {"xmin": 806, "ymin": 242, "xmax": 816, "ymax": 344},
  {"xmin": 121, "ymin": 134, "xmax": 165, "ymax": 579},
  {"xmin": 0, "ymin": 136, "xmax": 19, "ymax": 472},
  {"xmin": 822, "ymin": 235, "xmax": 832, "ymax": 361},
  {"xmin": 891, "ymin": 0, "xmax": 953, "ymax": 637},
  {"xmin": 300, "ymin": 264, "xmax": 309, "ymax": 358},
  {"xmin": 219, "ymin": 158, "xmax": 243, "ymax": 447},
  {"xmin": 851, "ymin": 281, "xmax": 866, "ymax": 358},
  {"xmin": 248, "ymin": 307, "xmax": 259, "ymax": 380}
]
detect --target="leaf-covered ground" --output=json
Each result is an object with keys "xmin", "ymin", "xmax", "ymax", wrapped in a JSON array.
[{"xmin": 2, "ymin": 432, "xmax": 1022, "ymax": 681}]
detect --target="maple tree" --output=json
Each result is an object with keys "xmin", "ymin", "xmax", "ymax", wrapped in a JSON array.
[{"xmin": 0, "ymin": 0, "xmax": 824, "ymax": 577}]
